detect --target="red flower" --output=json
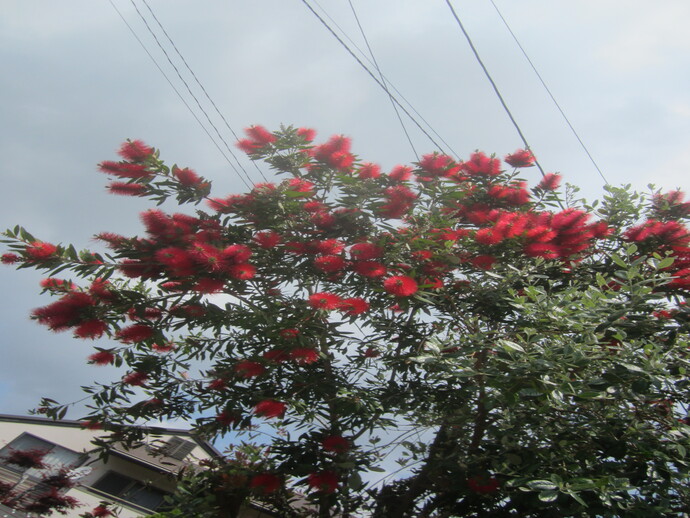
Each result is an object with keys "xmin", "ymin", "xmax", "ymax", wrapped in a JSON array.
[
  {"xmin": 253, "ymin": 400, "xmax": 287, "ymax": 419},
  {"xmin": 1, "ymin": 253, "xmax": 20, "ymax": 264},
  {"xmin": 25, "ymin": 242, "xmax": 58, "ymax": 260},
  {"xmin": 263, "ymin": 349, "xmax": 290, "ymax": 363},
  {"xmin": 87, "ymin": 350, "xmax": 115, "ymax": 366},
  {"xmin": 152, "ymin": 342, "xmax": 176, "ymax": 353},
  {"xmin": 338, "ymin": 297, "xmax": 370, "ymax": 316},
  {"xmin": 504, "ymin": 149, "xmax": 536, "ymax": 168},
  {"xmin": 307, "ymin": 471, "xmax": 339, "ymax": 494},
  {"xmin": 246, "ymin": 125, "xmax": 277, "ymax": 146},
  {"xmin": 418, "ymin": 153, "xmax": 459, "ymax": 178},
  {"xmin": 388, "ymin": 165, "xmax": 413, "ymax": 181},
  {"xmin": 280, "ymin": 328, "xmax": 300, "ymax": 339},
  {"xmin": 470, "ymin": 255, "xmax": 497, "ymax": 270},
  {"xmin": 286, "ymin": 178, "xmax": 315, "ymax": 193},
  {"xmin": 108, "ymin": 182, "xmax": 147, "ymax": 196},
  {"xmin": 235, "ymin": 361, "xmax": 266, "ymax": 378},
  {"xmin": 122, "ymin": 371, "xmax": 148, "ymax": 386},
  {"xmin": 193, "ymin": 278, "xmax": 226, "ymax": 294},
  {"xmin": 475, "ymin": 227, "xmax": 505, "ymax": 246},
  {"xmin": 228, "ymin": 263, "xmax": 256, "ymax": 280},
  {"xmin": 91, "ymin": 505, "xmax": 115, "ymax": 517},
  {"xmin": 313, "ymin": 239, "xmax": 346, "ymax": 255},
  {"xmin": 352, "ymin": 261, "xmax": 387, "ymax": 278},
  {"xmin": 116, "ymin": 324, "xmax": 154, "ymax": 343},
  {"xmin": 357, "ymin": 162, "xmax": 381, "ymax": 179},
  {"xmin": 216, "ymin": 410, "xmax": 237, "ymax": 426},
  {"xmin": 383, "ymin": 276, "xmax": 418, "ymax": 297},
  {"xmin": 309, "ymin": 292, "xmax": 343, "ymax": 310},
  {"xmin": 467, "ymin": 475, "xmax": 500, "ymax": 494},
  {"xmin": 80, "ymin": 420, "xmax": 102, "ymax": 430},
  {"xmin": 314, "ymin": 255, "xmax": 346, "ymax": 273},
  {"xmin": 118, "ymin": 140, "xmax": 154, "ymax": 161},
  {"xmin": 254, "ymin": 231, "xmax": 281, "ymax": 249},
  {"xmin": 297, "ymin": 127, "xmax": 316, "ymax": 142},
  {"xmin": 537, "ymin": 172, "xmax": 561, "ymax": 191},
  {"xmin": 207, "ymin": 378, "xmax": 228, "ymax": 390},
  {"xmin": 350, "ymin": 243, "xmax": 383, "ymax": 261},
  {"xmin": 463, "ymin": 152, "xmax": 501, "ymax": 176},
  {"xmin": 173, "ymin": 167, "xmax": 203, "ymax": 186},
  {"xmin": 250, "ymin": 473, "xmax": 282, "ymax": 494},
  {"xmin": 322, "ymin": 435, "xmax": 350, "ymax": 453},
  {"xmin": 99, "ymin": 161, "xmax": 152, "ymax": 179},
  {"xmin": 3, "ymin": 448, "xmax": 47, "ymax": 469},
  {"xmin": 290, "ymin": 348, "xmax": 320, "ymax": 364},
  {"xmin": 222, "ymin": 244, "xmax": 253, "ymax": 264}
]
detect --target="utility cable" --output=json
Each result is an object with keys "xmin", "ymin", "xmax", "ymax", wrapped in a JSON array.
[
  {"xmin": 302, "ymin": 0, "xmax": 452, "ymax": 156},
  {"xmin": 106, "ymin": 0, "xmax": 251, "ymax": 190},
  {"xmin": 444, "ymin": 0, "xmax": 548, "ymax": 178},
  {"xmin": 346, "ymin": 0, "xmax": 419, "ymax": 160},
  {"xmin": 311, "ymin": 0, "xmax": 459, "ymax": 159},
  {"xmin": 139, "ymin": 0, "xmax": 269, "ymax": 182},
  {"xmin": 126, "ymin": 0, "xmax": 257, "ymax": 187},
  {"xmin": 488, "ymin": 0, "xmax": 609, "ymax": 185}
]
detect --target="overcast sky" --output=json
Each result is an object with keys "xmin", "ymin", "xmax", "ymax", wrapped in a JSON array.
[{"xmin": 1, "ymin": 0, "xmax": 689, "ymax": 425}]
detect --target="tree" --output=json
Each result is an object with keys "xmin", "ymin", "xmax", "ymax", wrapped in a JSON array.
[{"xmin": 2, "ymin": 125, "xmax": 690, "ymax": 517}]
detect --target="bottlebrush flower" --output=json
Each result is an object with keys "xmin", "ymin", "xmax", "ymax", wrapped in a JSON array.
[
  {"xmin": 297, "ymin": 127, "xmax": 316, "ymax": 142},
  {"xmin": 309, "ymin": 292, "xmax": 343, "ymax": 310},
  {"xmin": 118, "ymin": 140, "xmax": 154, "ymax": 161},
  {"xmin": 91, "ymin": 505, "xmax": 115, "ymax": 517},
  {"xmin": 314, "ymin": 255, "xmax": 346, "ymax": 273},
  {"xmin": 193, "ymin": 278, "xmax": 226, "ymax": 294},
  {"xmin": 307, "ymin": 471, "xmax": 339, "ymax": 494},
  {"xmin": 250, "ymin": 473, "xmax": 282, "ymax": 494},
  {"xmin": 216, "ymin": 410, "xmax": 237, "ymax": 426},
  {"xmin": 313, "ymin": 135, "xmax": 354, "ymax": 170},
  {"xmin": 470, "ymin": 255, "xmax": 497, "ymax": 270},
  {"xmin": 1, "ymin": 253, "xmax": 20, "ymax": 264},
  {"xmin": 280, "ymin": 328, "xmax": 300, "ymax": 339},
  {"xmin": 152, "ymin": 342, "xmax": 176, "ymax": 353},
  {"xmin": 467, "ymin": 475, "xmax": 500, "ymax": 494},
  {"xmin": 263, "ymin": 349, "xmax": 290, "ymax": 363},
  {"xmin": 383, "ymin": 275, "xmax": 418, "ymax": 297},
  {"xmin": 418, "ymin": 153, "xmax": 459, "ymax": 178},
  {"xmin": 99, "ymin": 161, "xmax": 152, "ymax": 179},
  {"xmin": 3, "ymin": 448, "xmax": 47, "ymax": 469},
  {"xmin": 537, "ymin": 173, "xmax": 561, "ymax": 191},
  {"xmin": 524, "ymin": 243, "xmax": 560, "ymax": 259},
  {"xmin": 322, "ymin": 435, "xmax": 350, "ymax": 453},
  {"xmin": 286, "ymin": 178, "xmax": 315, "ymax": 193},
  {"xmin": 173, "ymin": 166, "xmax": 203, "ymax": 186},
  {"xmin": 116, "ymin": 324, "xmax": 154, "ymax": 343},
  {"xmin": 76, "ymin": 320, "xmax": 108, "ymax": 339},
  {"xmin": 25, "ymin": 241, "xmax": 58, "ymax": 260},
  {"xmin": 463, "ymin": 152, "xmax": 501, "ymax": 176},
  {"xmin": 228, "ymin": 264, "xmax": 256, "ymax": 280},
  {"xmin": 350, "ymin": 243, "xmax": 383, "ymax": 261},
  {"xmin": 474, "ymin": 227, "xmax": 505, "ymax": 246},
  {"xmin": 352, "ymin": 261, "xmax": 387, "ymax": 278},
  {"xmin": 108, "ymin": 182, "xmax": 147, "ymax": 196},
  {"xmin": 357, "ymin": 162, "xmax": 381, "ymax": 179},
  {"xmin": 222, "ymin": 244, "xmax": 252, "ymax": 264},
  {"xmin": 254, "ymin": 231, "xmax": 281, "ymax": 249},
  {"xmin": 80, "ymin": 420, "xmax": 103, "ymax": 430},
  {"xmin": 87, "ymin": 350, "xmax": 115, "ymax": 366},
  {"xmin": 504, "ymin": 149, "xmax": 536, "ymax": 168},
  {"xmin": 388, "ymin": 165, "xmax": 413, "ymax": 181},
  {"xmin": 290, "ymin": 348, "xmax": 320, "ymax": 364},
  {"xmin": 207, "ymin": 378, "xmax": 228, "ymax": 391},
  {"xmin": 122, "ymin": 371, "xmax": 148, "ymax": 386},
  {"xmin": 246, "ymin": 125, "xmax": 277, "ymax": 146},
  {"xmin": 40, "ymin": 278, "xmax": 73, "ymax": 291},
  {"xmin": 338, "ymin": 297, "xmax": 370, "ymax": 316},
  {"xmin": 235, "ymin": 360, "xmax": 265, "ymax": 378},
  {"xmin": 311, "ymin": 211, "xmax": 335, "ymax": 229},
  {"xmin": 253, "ymin": 400, "xmax": 287, "ymax": 419}
]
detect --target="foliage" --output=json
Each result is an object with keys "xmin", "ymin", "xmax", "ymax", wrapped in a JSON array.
[{"xmin": 2, "ymin": 126, "xmax": 690, "ymax": 517}]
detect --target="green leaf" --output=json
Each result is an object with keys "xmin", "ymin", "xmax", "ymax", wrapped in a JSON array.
[
  {"xmin": 538, "ymin": 489, "xmax": 559, "ymax": 502},
  {"xmin": 526, "ymin": 480, "xmax": 557, "ymax": 491}
]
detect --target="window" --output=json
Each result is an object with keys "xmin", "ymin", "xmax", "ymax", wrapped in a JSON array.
[
  {"xmin": 0, "ymin": 433, "xmax": 83, "ymax": 477},
  {"xmin": 162, "ymin": 437, "xmax": 196, "ymax": 461},
  {"xmin": 91, "ymin": 471, "xmax": 169, "ymax": 511}
]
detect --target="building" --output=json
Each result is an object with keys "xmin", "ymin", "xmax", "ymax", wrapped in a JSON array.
[{"xmin": 0, "ymin": 414, "xmax": 275, "ymax": 517}]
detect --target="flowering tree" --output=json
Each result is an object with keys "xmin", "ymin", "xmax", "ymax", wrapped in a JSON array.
[{"xmin": 2, "ymin": 125, "xmax": 690, "ymax": 517}]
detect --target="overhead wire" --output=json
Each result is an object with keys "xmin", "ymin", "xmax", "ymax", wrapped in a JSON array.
[
  {"xmin": 311, "ymin": 0, "xmax": 459, "ymax": 158},
  {"xmin": 301, "ymin": 0, "xmax": 456, "ymax": 157},
  {"xmin": 106, "ymin": 0, "xmax": 252, "ymax": 190},
  {"xmin": 139, "ymin": 0, "xmax": 269, "ymax": 183},
  {"xmin": 488, "ymin": 0, "xmax": 609, "ymax": 185},
  {"xmin": 125, "ymin": 0, "xmax": 259, "ymax": 187},
  {"xmin": 444, "ymin": 0, "xmax": 548, "ymax": 178},
  {"xmin": 346, "ymin": 0, "xmax": 419, "ymax": 160}
]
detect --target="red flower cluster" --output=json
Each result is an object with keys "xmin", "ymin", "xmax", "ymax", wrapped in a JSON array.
[
  {"xmin": 253, "ymin": 400, "xmax": 287, "ymax": 419},
  {"xmin": 235, "ymin": 360, "xmax": 266, "ymax": 378},
  {"xmin": 383, "ymin": 275, "xmax": 418, "ymax": 297},
  {"xmin": 307, "ymin": 470, "xmax": 339, "ymax": 493},
  {"xmin": 2, "ymin": 448, "xmax": 47, "ymax": 469},
  {"xmin": 250, "ymin": 473, "xmax": 282, "ymax": 494},
  {"xmin": 504, "ymin": 149, "xmax": 536, "ymax": 168},
  {"xmin": 312, "ymin": 135, "xmax": 355, "ymax": 170},
  {"xmin": 237, "ymin": 125, "xmax": 277, "ymax": 154},
  {"xmin": 467, "ymin": 475, "xmax": 500, "ymax": 494},
  {"xmin": 322, "ymin": 435, "xmax": 350, "ymax": 453}
]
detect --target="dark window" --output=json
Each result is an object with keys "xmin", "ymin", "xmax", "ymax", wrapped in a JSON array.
[
  {"xmin": 0, "ymin": 433, "xmax": 83, "ymax": 477},
  {"xmin": 92, "ymin": 471, "xmax": 168, "ymax": 511},
  {"xmin": 163, "ymin": 437, "xmax": 196, "ymax": 461}
]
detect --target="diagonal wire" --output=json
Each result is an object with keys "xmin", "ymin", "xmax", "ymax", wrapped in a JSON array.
[
  {"xmin": 106, "ymin": 0, "xmax": 251, "ymax": 190},
  {"xmin": 488, "ymin": 0, "xmax": 609, "ymax": 185},
  {"xmin": 139, "ymin": 0, "xmax": 269, "ymax": 182},
  {"xmin": 310, "ymin": 0, "xmax": 458, "ymax": 158},
  {"xmin": 302, "ymin": 0, "xmax": 454, "ymax": 157},
  {"xmin": 444, "ymin": 0, "xmax": 548, "ymax": 178},
  {"xmin": 126, "ymin": 0, "xmax": 258, "ymax": 187},
  {"xmin": 346, "ymin": 0, "xmax": 419, "ymax": 160}
]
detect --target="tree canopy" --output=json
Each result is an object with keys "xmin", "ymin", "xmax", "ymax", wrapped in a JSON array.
[{"xmin": 2, "ymin": 125, "xmax": 690, "ymax": 517}]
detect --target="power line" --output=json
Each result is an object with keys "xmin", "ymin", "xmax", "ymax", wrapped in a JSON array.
[
  {"xmin": 106, "ymin": 0, "xmax": 252, "ymax": 190},
  {"xmin": 126, "ymin": 0, "xmax": 258, "ymax": 187},
  {"xmin": 139, "ymin": 0, "xmax": 269, "ymax": 183},
  {"xmin": 346, "ymin": 0, "xmax": 419, "ymax": 160},
  {"xmin": 302, "ymin": 0, "xmax": 455, "ymax": 157},
  {"xmin": 488, "ymin": 0, "xmax": 609, "ymax": 185},
  {"xmin": 311, "ymin": 0, "xmax": 459, "ymax": 158},
  {"xmin": 444, "ymin": 0, "xmax": 548, "ymax": 178}
]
